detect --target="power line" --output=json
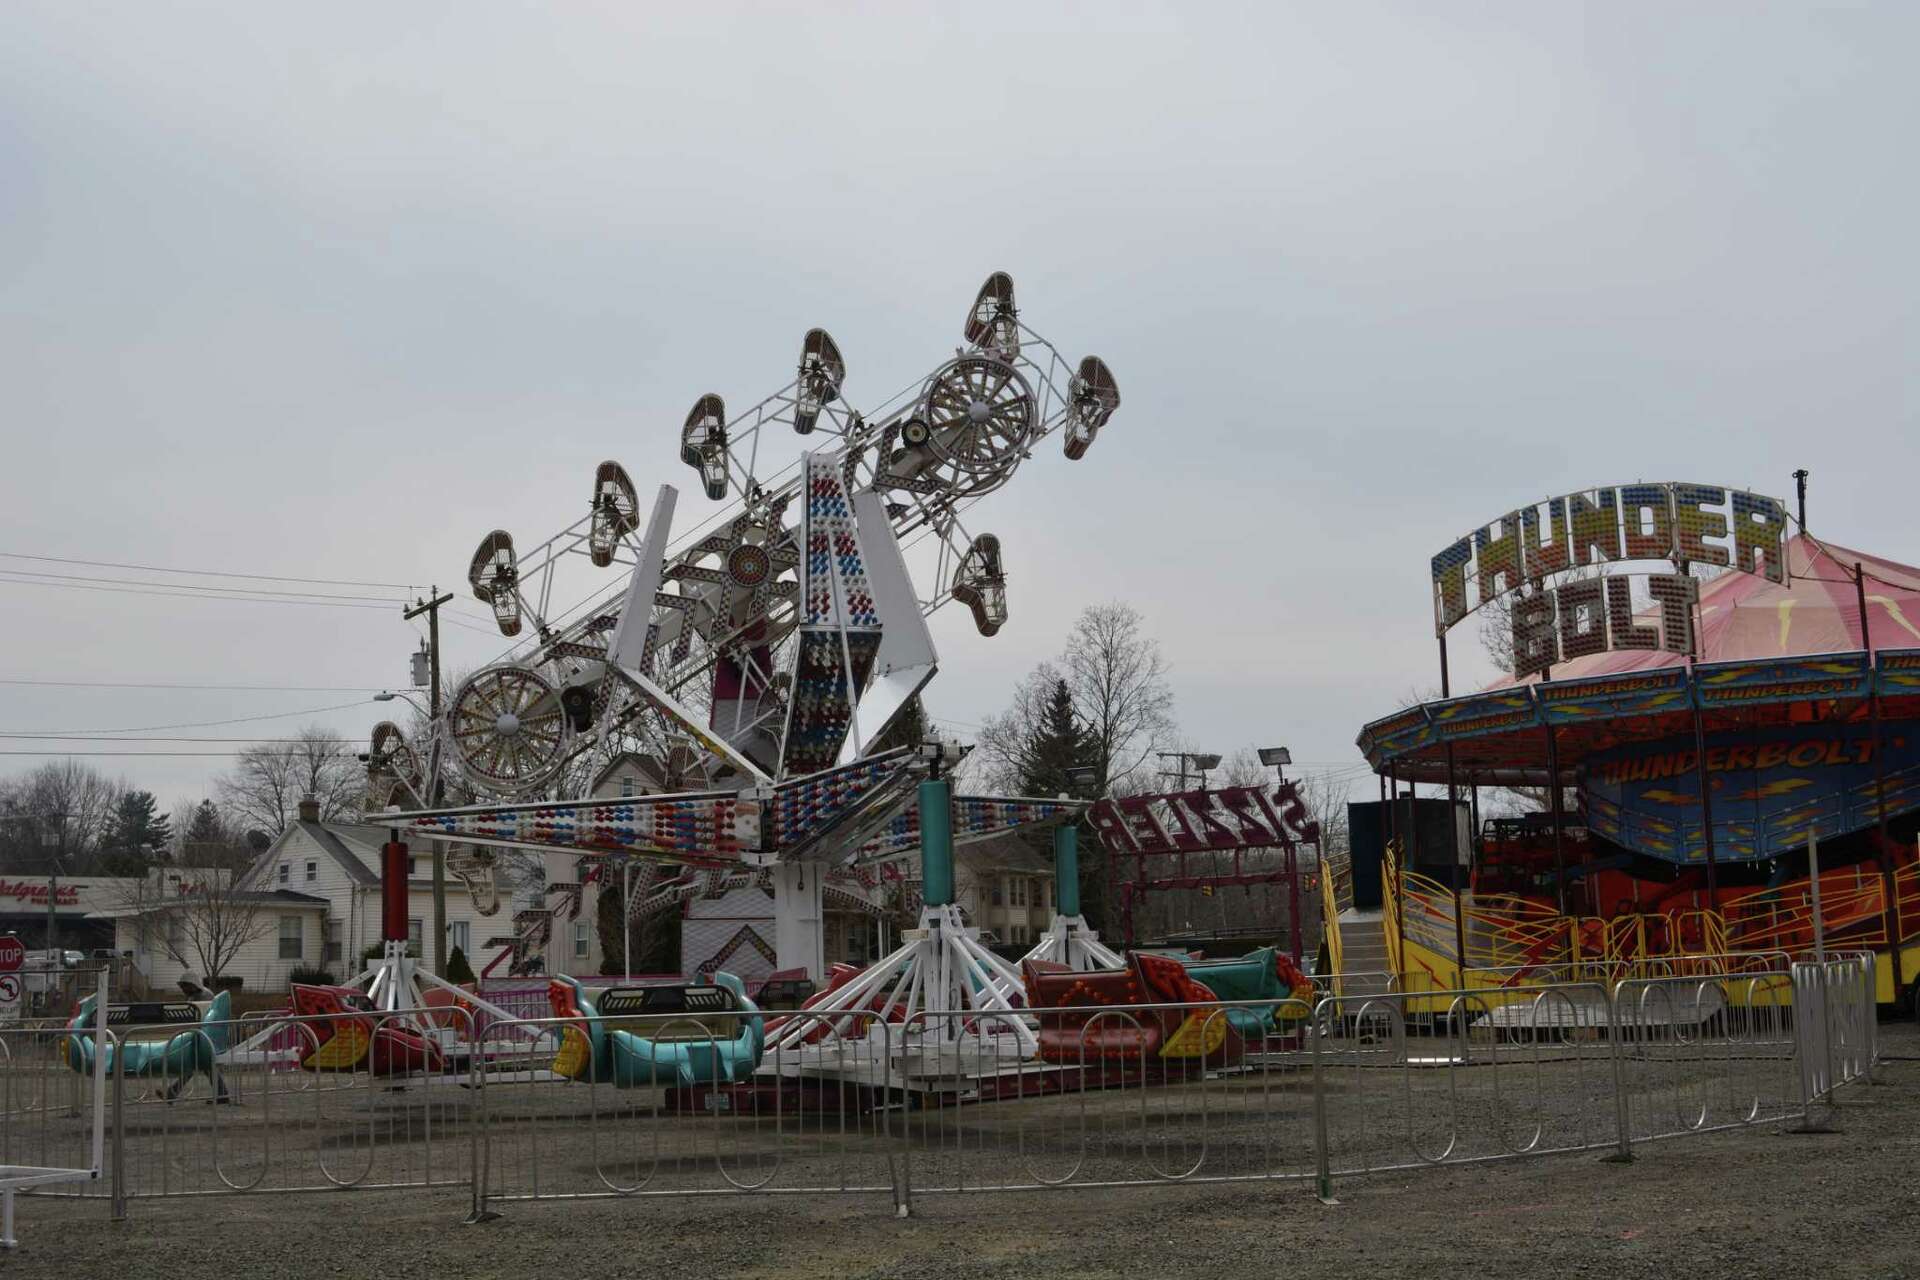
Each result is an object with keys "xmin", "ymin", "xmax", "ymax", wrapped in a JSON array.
[
  {"xmin": 0, "ymin": 679, "xmax": 388, "ymax": 692},
  {"xmin": 0, "ymin": 576, "xmax": 405, "ymax": 611},
  {"xmin": 0, "ymin": 551, "xmax": 425, "ymax": 591},
  {"xmin": 0, "ymin": 751, "xmax": 266, "ymax": 757},
  {"xmin": 2, "ymin": 698, "xmax": 377, "ymax": 737},
  {"xmin": 0, "ymin": 736, "xmax": 369, "ymax": 743},
  {"xmin": 0, "ymin": 568, "xmax": 408, "ymax": 604}
]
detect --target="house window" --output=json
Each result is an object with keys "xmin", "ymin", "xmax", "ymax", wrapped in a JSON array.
[
  {"xmin": 408, "ymin": 858, "xmax": 419, "ymax": 877},
  {"xmin": 408, "ymin": 919, "xmax": 424, "ymax": 953},
  {"xmin": 620, "ymin": 776, "xmax": 635, "ymax": 798},
  {"xmin": 305, "ymin": 860, "xmax": 317, "ymax": 882},
  {"xmin": 167, "ymin": 913, "xmax": 186, "ymax": 952},
  {"xmin": 450, "ymin": 921, "xmax": 470, "ymax": 954},
  {"xmin": 278, "ymin": 915, "xmax": 304, "ymax": 960},
  {"xmin": 277, "ymin": 863, "xmax": 289, "ymax": 885},
  {"xmin": 990, "ymin": 883, "xmax": 1003, "ymax": 906},
  {"xmin": 573, "ymin": 922, "xmax": 591, "ymax": 959}
]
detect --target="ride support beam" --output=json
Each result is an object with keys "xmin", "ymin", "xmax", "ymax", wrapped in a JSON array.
[
  {"xmin": 381, "ymin": 837, "xmax": 410, "ymax": 944},
  {"xmin": 1053, "ymin": 823, "xmax": 1081, "ymax": 917}
]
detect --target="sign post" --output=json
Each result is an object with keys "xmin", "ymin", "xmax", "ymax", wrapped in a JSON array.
[{"xmin": 0, "ymin": 937, "xmax": 24, "ymax": 1022}]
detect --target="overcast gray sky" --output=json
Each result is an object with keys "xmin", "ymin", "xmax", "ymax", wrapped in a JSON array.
[{"xmin": 2, "ymin": 3, "xmax": 1915, "ymax": 808}]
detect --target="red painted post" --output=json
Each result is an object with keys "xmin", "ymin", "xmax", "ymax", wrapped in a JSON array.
[{"xmin": 382, "ymin": 839, "xmax": 410, "ymax": 943}]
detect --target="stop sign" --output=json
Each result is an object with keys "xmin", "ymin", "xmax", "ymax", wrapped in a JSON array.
[{"xmin": 0, "ymin": 938, "xmax": 23, "ymax": 973}]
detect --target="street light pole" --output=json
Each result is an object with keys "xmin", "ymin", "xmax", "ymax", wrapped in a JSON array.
[{"xmin": 403, "ymin": 587, "xmax": 455, "ymax": 976}]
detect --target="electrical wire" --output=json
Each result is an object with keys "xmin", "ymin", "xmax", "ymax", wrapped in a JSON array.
[
  {"xmin": 1, "ymin": 699, "xmax": 378, "ymax": 737},
  {"xmin": 0, "ymin": 551, "xmax": 425, "ymax": 591},
  {"xmin": 0, "ymin": 751, "xmax": 272, "ymax": 757},
  {"xmin": 0, "ymin": 568, "xmax": 408, "ymax": 604},
  {"xmin": 0, "ymin": 576, "xmax": 404, "ymax": 611},
  {"xmin": 0, "ymin": 679, "xmax": 388, "ymax": 692}
]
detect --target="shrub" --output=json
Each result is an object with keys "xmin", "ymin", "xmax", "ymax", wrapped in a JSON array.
[
  {"xmin": 444, "ymin": 946, "xmax": 475, "ymax": 985},
  {"xmin": 360, "ymin": 941, "xmax": 419, "ymax": 967},
  {"xmin": 287, "ymin": 965, "xmax": 337, "ymax": 987}
]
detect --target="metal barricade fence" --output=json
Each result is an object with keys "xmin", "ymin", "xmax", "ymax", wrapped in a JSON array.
[
  {"xmin": 0, "ymin": 1020, "xmax": 113, "ymax": 1192},
  {"xmin": 1613, "ymin": 971, "xmax": 1798, "ymax": 1143},
  {"xmin": 19, "ymin": 1007, "xmax": 484, "ymax": 1212},
  {"xmin": 898, "ymin": 998, "xmax": 1319, "ymax": 1199},
  {"xmin": 0, "ymin": 960, "xmax": 1887, "ymax": 1226},
  {"xmin": 1792, "ymin": 953, "xmax": 1877, "ymax": 1107},
  {"xmin": 473, "ymin": 1009, "xmax": 901, "ymax": 1214},
  {"xmin": 1310, "ymin": 982, "xmax": 1626, "ymax": 1185}
]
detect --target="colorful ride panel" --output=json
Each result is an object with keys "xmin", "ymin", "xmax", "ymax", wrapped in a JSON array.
[{"xmin": 547, "ymin": 973, "xmax": 764, "ymax": 1087}]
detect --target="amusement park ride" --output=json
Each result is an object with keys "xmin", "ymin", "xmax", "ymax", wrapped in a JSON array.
[
  {"xmin": 340, "ymin": 272, "xmax": 1187, "ymax": 1074},
  {"xmin": 1351, "ymin": 479, "xmax": 1920, "ymax": 1014}
]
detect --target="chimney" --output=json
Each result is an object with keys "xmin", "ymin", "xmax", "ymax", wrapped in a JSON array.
[{"xmin": 297, "ymin": 796, "xmax": 320, "ymax": 823}]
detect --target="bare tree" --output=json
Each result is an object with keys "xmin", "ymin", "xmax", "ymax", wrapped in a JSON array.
[
  {"xmin": 0, "ymin": 761, "xmax": 126, "ymax": 873},
  {"xmin": 975, "ymin": 602, "xmax": 1176, "ymax": 795},
  {"xmin": 114, "ymin": 869, "xmax": 273, "ymax": 985},
  {"xmin": 218, "ymin": 725, "xmax": 364, "ymax": 833},
  {"xmin": 1063, "ymin": 603, "xmax": 1177, "ymax": 793}
]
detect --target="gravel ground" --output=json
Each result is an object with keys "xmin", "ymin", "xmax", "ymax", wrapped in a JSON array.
[{"xmin": 2, "ymin": 1022, "xmax": 1913, "ymax": 1279}]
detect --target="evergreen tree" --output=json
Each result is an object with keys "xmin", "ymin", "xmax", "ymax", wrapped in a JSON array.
[
  {"xmin": 101, "ymin": 790, "xmax": 171, "ymax": 876},
  {"xmin": 1013, "ymin": 680, "xmax": 1106, "ymax": 928},
  {"xmin": 180, "ymin": 799, "xmax": 247, "ymax": 870},
  {"xmin": 1017, "ymin": 679, "xmax": 1094, "ymax": 797}
]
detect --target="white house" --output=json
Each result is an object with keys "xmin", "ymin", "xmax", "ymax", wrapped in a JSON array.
[{"xmin": 103, "ymin": 800, "xmax": 538, "ymax": 996}]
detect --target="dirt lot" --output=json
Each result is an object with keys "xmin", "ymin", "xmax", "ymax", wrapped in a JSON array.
[{"xmin": 3, "ymin": 1023, "xmax": 1914, "ymax": 1280}]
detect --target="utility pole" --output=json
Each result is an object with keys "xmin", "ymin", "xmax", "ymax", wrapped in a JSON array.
[
  {"xmin": 404, "ymin": 586, "xmax": 455, "ymax": 976},
  {"xmin": 48, "ymin": 812, "xmax": 66, "ymax": 972}
]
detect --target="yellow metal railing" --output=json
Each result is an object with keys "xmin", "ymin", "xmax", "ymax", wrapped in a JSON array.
[
  {"xmin": 1377, "ymin": 842, "xmax": 1920, "ymax": 999},
  {"xmin": 1318, "ymin": 855, "xmax": 1345, "ymax": 979}
]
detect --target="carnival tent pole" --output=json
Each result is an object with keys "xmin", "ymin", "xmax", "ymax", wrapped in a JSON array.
[{"xmin": 1854, "ymin": 560, "xmax": 1904, "ymax": 989}]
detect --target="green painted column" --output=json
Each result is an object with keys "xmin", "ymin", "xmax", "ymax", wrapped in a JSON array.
[
  {"xmin": 919, "ymin": 778, "xmax": 955, "ymax": 907},
  {"xmin": 1053, "ymin": 823, "xmax": 1081, "ymax": 917}
]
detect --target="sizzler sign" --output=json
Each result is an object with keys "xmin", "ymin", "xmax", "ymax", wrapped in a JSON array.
[{"xmin": 1088, "ymin": 783, "xmax": 1321, "ymax": 857}]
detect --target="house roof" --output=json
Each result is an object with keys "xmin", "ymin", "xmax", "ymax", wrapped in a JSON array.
[
  {"xmin": 87, "ymin": 888, "xmax": 329, "ymax": 920},
  {"xmin": 248, "ymin": 821, "xmax": 382, "ymax": 887}
]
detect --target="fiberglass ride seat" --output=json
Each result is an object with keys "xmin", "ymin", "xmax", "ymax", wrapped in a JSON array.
[
  {"xmin": 65, "ymin": 991, "xmax": 232, "ymax": 1097},
  {"xmin": 1020, "ymin": 952, "xmax": 1244, "ymax": 1065},
  {"xmin": 547, "ymin": 973, "xmax": 764, "ymax": 1087},
  {"xmin": 289, "ymin": 983, "xmax": 446, "ymax": 1076}
]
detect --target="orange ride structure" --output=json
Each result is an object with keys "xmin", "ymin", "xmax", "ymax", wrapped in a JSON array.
[{"xmin": 1351, "ymin": 479, "xmax": 1920, "ymax": 1015}]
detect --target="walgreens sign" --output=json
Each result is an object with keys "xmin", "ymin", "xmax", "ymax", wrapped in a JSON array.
[{"xmin": 0, "ymin": 880, "xmax": 82, "ymax": 907}]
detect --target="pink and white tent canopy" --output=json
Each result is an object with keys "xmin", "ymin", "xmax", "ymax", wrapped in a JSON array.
[{"xmin": 1497, "ymin": 533, "xmax": 1920, "ymax": 687}]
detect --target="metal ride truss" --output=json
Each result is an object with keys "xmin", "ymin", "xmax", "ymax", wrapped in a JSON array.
[
  {"xmin": 379, "ymin": 270, "xmax": 1119, "ymax": 806},
  {"xmin": 368, "ymin": 273, "xmax": 1122, "ymax": 1002}
]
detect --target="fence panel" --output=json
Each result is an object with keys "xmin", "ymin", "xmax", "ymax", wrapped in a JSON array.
[
  {"xmin": 1312, "ymin": 984, "xmax": 1623, "ymax": 1181},
  {"xmin": 899, "ymin": 998, "xmax": 1319, "ymax": 1198},
  {"xmin": 475, "ymin": 1010, "xmax": 899, "ymax": 1210},
  {"xmin": 0, "ymin": 960, "xmax": 1890, "ymax": 1225}
]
